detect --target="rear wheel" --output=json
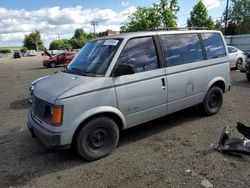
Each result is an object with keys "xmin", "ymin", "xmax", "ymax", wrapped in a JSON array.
[
  {"xmin": 75, "ymin": 117, "xmax": 119, "ymax": 161},
  {"xmin": 236, "ymin": 58, "xmax": 243, "ymax": 70},
  {"xmin": 202, "ymin": 86, "xmax": 223, "ymax": 115}
]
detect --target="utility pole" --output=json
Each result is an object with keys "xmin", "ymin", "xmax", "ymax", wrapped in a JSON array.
[
  {"xmin": 224, "ymin": 0, "xmax": 230, "ymax": 32},
  {"xmin": 91, "ymin": 21, "xmax": 98, "ymax": 38},
  {"xmin": 57, "ymin": 33, "xmax": 61, "ymax": 40}
]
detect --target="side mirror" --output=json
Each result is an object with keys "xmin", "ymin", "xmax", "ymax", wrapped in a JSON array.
[{"xmin": 113, "ymin": 64, "xmax": 134, "ymax": 76}]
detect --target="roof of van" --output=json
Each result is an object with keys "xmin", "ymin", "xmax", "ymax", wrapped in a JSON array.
[{"xmin": 95, "ymin": 30, "xmax": 222, "ymax": 40}]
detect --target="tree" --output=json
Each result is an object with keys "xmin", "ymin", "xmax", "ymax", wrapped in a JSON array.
[
  {"xmin": 49, "ymin": 39, "xmax": 71, "ymax": 50},
  {"xmin": 224, "ymin": 0, "xmax": 250, "ymax": 34},
  {"xmin": 225, "ymin": 20, "xmax": 239, "ymax": 35},
  {"xmin": 120, "ymin": 0, "xmax": 179, "ymax": 32},
  {"xmin": 187, "ymin": 1, "xmax": 214, "ymax": 29},
  {"xmin": 239, "ymin": 17, "xmax": 250, "ymax": 34},
  {"xmin": 214, "ymin": 19, "xmax": 224, "ymax": 31},
  {"xmin": 23, "ymin": 30, "xmax": 45, "ymax": 51},
  {"xmin": 153, "ymin": 0, "xmax": 179, "ymax": 27},
  {"xmin": 20, "ymin": 47, "xmax": 28, "ymax": 53},
  {"xmin": 69, "ymin": 28, "xmax": 94, "ymax": 49},
  {"xmin": 48, "ymin": 29, "xmax": 94, "ymax": 50},
  {"xmin": 231, "ymin": 0, "xmax": 250, "ymax": 22},
  {"xmin": 74, "ymin": 28, "xmax": 88, "ymax": 39},
  {"xmin": 120, "ymin": 7, "xmax": 161, "ymax": 32}
]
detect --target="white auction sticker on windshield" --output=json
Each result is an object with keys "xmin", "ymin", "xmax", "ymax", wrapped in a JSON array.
[{"xmin": 103, "ymin": 40, "xmax": 119, "ymax": 46}]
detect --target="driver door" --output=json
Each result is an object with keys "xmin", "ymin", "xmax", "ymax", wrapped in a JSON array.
[{"xmin": 113, "ymin": 37, "xmax": 167, "ymax": 128}]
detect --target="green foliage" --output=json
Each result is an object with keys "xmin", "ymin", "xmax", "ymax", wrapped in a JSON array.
[
  {"xmin": 20, "ymin": 47, "xmax": 28, "ymax": 53},
  {"xmin": 23, "ymin": 30, "xmax": 45, "ymax": 51},
  {"xmin": 120, "ymin": 7, "xmax": 161, "ymax": 32},
  {"xmin": 214, "ymin": 20, "xmax": 224, "ymax": 31},
  {"xmin": 38, "ymin": 45, "xmax": 47, "ymax": 52},
  {"xmin": 120, "ymin": 0, "xmax": 179, "ymax": 32},
  {"xmin": 49, "ymin": 28, "xmax": 95, "ymax": 50},
  {"xmin": 231, "ymin": 0, "xmax": 250, "ymax": 21},
  {"xmin": 74, "ymin": 28, "xmax": 88, "ymax": 39},
  {"xmin": 239, "ymin": 17, "xmax": 250, "ymax": 34},
  {"xmin": 0, "ymin": 48, "xmax": 11, "ymax": 54},
  {"xmin": 153, "ymin": 0, "xmax": 179, "ymax": 27},
  {"xmin": 70, "ymin": 28, "xmax": 94, "ymax": 49},
  {"xmin": 225, "ymin": 0, "xmax": 250, "ymax": 34},
  {"xmin": 187, "ymin": 1, "xmax": 214, "ymax": 29},
  {"xmin": 49, "ymin": 39, "xmax": 71, "ymax": 50}
]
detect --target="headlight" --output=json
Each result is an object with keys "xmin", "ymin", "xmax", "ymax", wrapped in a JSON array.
[
  {"xmin": 29, "ymin": 84, "xmax": 35, "ymax": 103},
  {"xmin": 29, "ymin": 84, "xmax": 34, "ymax": 95}
]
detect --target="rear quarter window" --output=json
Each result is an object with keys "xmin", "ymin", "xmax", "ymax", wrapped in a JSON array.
[{"xmin": 202, "ymin": 33, "xmax": 226, "ymax": 59}]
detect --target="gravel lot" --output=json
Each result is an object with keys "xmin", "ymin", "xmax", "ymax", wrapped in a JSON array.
[{"xmin": 1, "ymin": 56, "xmax": 250, "ymax": 188}]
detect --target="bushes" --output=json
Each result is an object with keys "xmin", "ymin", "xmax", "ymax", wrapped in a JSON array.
[
  {"xmin": 20, "ymin": 47, "xmax": 28, "ymax": 53},
  {"xmin": 0, "ymin": 48, "xmax": 11, "ymax": 54}
]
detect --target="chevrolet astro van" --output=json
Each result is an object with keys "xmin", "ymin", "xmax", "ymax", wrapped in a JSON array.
[{"xmin": 27, "ymin": 30, "xmax": 231, "ymax": 161}]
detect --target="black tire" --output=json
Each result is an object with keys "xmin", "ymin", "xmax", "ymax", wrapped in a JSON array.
[
  {"xmin": 75, "ymin": 117, "xmax": 119, "ymax": 161},
  {"xmin": 246, "ymin": 73, "xmax": 250, "ymax": 82},
  {"xmin": 236, "ymin": 58, "xmax": 243, "ymax": 70},
  {"xmin": 202, "ymin": 86, "xmax": 223, "ymax": 116},
  {"xmin": 50, "ymin": 62, "xmax": 56, "ymax": 68}
]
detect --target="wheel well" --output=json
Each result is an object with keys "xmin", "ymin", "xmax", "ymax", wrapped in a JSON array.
[
  {"xmin": 72, "ymin": 112, "xmax": 124, "ymax": 146},
  {"xmin": 210, "ymin": 80, "xmax": 225, "ymax": 93}
]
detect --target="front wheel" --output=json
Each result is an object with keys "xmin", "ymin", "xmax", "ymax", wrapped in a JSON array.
[
  {"xmin": 202, "ymin": 86, "xmax": 223, "ymax": 116},
  {"xmin": 50, "ymin": 62, "xmax": 56, "ymax": 68},
  {"xmin": 75, "ymin": 117, "xmax": 119, "ymax": 161}
]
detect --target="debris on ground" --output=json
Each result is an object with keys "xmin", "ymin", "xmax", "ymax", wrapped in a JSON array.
[
  {"xmin": 201, "ymin": 179, "xmax": 213, "ymax": 188},
  {"xmin": 217, "ymin": 122, "xmax": 250, "ymax": 156}
]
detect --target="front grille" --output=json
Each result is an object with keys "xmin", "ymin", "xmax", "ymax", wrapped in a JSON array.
[{"xmin": 32, "ymin": 97, "xmax": 52, "ymax": 124}]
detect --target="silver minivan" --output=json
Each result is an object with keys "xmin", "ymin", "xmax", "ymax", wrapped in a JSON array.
[{"xmin": 27, "ymin": 30, "xmax": 231, "ymax": 161}]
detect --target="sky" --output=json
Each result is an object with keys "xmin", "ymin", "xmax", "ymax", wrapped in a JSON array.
[{"xmin": 0, "ymin": 0, "xmax": 227, "ymax": 48}]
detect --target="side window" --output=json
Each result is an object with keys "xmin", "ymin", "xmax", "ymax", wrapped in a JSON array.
[
  {"xmin": 228, "ymin": 46, "xmax": 237, "ymax": 54},
  {"xmin": 117, "ymin": 37, "xmax": 159, "ymax": 73},
  {"xmin": 202, "ymin": 33, "xmax": 226, "ymax": 59},
  {"xmin": 160, "ymin": 34, "xmax": 203, "ymax": 67}
]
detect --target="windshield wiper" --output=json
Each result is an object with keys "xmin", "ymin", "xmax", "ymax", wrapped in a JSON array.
[{"xmin": 70, "ymin": 68, "xmax": 87, "ymax": 76}]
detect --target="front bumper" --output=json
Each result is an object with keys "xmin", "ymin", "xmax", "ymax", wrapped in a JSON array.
[
  {"xmin": 42, "ymin": 60, "xmax": 50, "ymax": 66},
  {"xmin": 27, "ymin": 110, "xmax": 70, "ymax": 149}
]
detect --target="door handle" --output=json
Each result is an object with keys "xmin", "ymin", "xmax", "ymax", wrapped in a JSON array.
[{"xmin": 161, "ymin": 78, "xmax": 166, "ymax": 90}]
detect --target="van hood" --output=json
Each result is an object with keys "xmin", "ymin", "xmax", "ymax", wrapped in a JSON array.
[{"xmin": 33, "ymin": 72, "xmax": 113, "ymax": 104}]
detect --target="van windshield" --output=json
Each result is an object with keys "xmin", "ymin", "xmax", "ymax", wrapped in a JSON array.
[{"xmin": 66, "ymin": 39, "xmax": 122, "ymax": 76}]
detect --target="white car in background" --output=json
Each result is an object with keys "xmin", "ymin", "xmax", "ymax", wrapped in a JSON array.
[{"xmin": 227, "ymin": 45, "xmax": 246, "ymax": 69}]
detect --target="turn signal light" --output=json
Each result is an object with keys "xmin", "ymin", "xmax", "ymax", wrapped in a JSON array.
[{"xmin": 51, "ymin": 106, "xmax": 63, "ymax": 125}]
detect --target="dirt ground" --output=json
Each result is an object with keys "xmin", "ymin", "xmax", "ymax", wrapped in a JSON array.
[{"xmin": 1, "ymin": 56, "xmax": 250, "ymax": 188}]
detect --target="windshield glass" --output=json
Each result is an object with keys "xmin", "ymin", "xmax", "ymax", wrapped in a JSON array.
[{"xmin": 67, "ymin": 39, "xmax": 122, "ymax": 76}]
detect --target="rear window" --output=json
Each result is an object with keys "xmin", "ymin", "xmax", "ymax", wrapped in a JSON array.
[{"xmin": 202, "ymin": 33, "xmax": 226, "ymax": 59}]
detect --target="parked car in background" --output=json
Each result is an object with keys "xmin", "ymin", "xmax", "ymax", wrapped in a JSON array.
[
  {"xmin": 42, "ymin": 51, "xmax": 77, "ymax": 68},
  {"xmin": 27, "ymin": 50, "xmax": 37, "ymax": 56},
  {"xmin": 13, "ymin": 50, "xmax": 21, "ymax": 58},
  {"xmin": 227, "ymin": 46, "xmax": 246, "ymax": 69},
  {"xmin": 241, "ymin": 51, "xmax": 250, "ymax": 71}
]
